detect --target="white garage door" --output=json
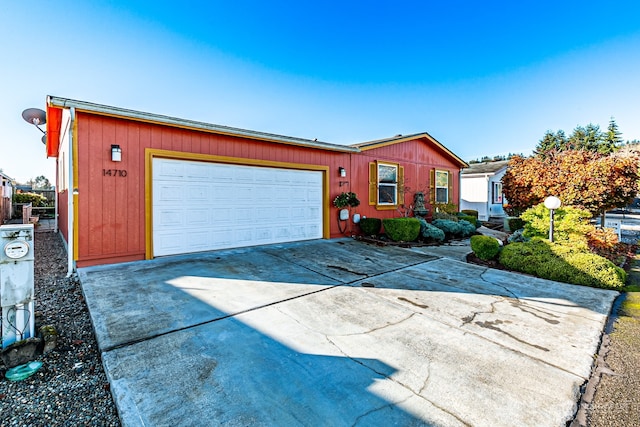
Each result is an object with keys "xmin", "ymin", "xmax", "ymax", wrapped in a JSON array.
[{"xmin": 152, "ymin": 158, "xmax": 324, "ymax": 257}]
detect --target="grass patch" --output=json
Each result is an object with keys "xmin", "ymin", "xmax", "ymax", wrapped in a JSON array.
[{"xmin": 621, "ymin": 293, "xmax": 640, "ymax": 319}]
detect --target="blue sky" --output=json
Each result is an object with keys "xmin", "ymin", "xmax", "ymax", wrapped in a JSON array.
[{"xmin": 2, "ymin": 1, "xmax": 640, "ymax": 183}]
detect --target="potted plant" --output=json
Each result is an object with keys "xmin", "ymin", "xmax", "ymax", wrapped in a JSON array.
[{"xmin": 333, "ymin": 192, "xmax": 360, "ymax": 209}]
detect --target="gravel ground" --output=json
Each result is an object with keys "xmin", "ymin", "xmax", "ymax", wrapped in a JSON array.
[{"xmin": 0, "ymin": 230, "xmax": 120, "ymax": 426}]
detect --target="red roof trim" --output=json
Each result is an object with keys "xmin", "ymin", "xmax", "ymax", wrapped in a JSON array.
[{"xmin": 46, "ymin": 106, "xmax": 63, "ymax": 158}]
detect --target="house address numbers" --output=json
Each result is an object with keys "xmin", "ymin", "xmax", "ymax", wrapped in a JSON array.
[{"xmin": 102, "ymin": 169, "xmax": 128, "ymax": 177}]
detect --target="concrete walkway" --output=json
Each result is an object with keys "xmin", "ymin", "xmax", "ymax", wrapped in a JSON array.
[{"xmin": 78, "ymin": 238, "xmax": 617, "ymax": 427}]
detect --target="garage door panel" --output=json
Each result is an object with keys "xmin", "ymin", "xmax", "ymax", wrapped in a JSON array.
[
  {"xmin": 187, "ymin": 231, "xmax": 213, "ymax": 249},
  {"xmin": 211, "ymin": 230, "xmax": 234, "ymax": 247},
  {"xmin": 254, "ymin": 168, "xmax": 275, "ymax": 183},
  {"xmin": 186, "ymin": 209, "xmax": 209, "ymax": 226},
  {"xmin": 236, "ymin": 208, "xmax": 254, "ymax": 223},
  {"xmin": 307, "ymin": 206, "xmax": 321, "ymax": 220},
  {"xmin": 185, "ymin": 163, "xmax": 211, "ymax": 180},
  {"xmin": 155, "ymin": 232, "xmax": 185, "ymax": 253},
  {"xmin": 156, "ymin": 160, "xmax": 185, "ymax": 178},
  {"xmin": 156, "ymin": 209, "xmax": 184, "ymax": 226},
  {"xmin": 186, "ymin": 185, "xmax": 210, "ymax": 201},
  {"xmin": 210, "ymin": 208, "xmax": 233, "ymax": 222},
  {"xmin": 153, "ymin": 159, "xmax": 323, "ymax": 257},
  {"xmin": 156, "ymin": 184, "xmax": 184, "ymax": 203},
  {"xmin": 210, "ymin": 168, "xmax": 233, "ymax": 182},
  {"xmin": 235, "ymin": 186, "xmax": 254, "ymax": 200}
]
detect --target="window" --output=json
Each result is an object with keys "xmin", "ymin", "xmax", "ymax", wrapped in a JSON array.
[
  {"xmin": 492, "ymin": 182, "xmax": 503, "ymax": 204},
  {"xmin": 378, "ymin": 163, "xmax": 397, "ymax": 205},
  {"xmin": 435, "ymin": 170, "xmax": 449, "ymax": 203},
  {"xmin": 368, "ymin": 161, "xmax": 404, "ymax": 208}
]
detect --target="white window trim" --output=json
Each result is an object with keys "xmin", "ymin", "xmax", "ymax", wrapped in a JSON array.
[
  {"xmin": 377, "ymin": 162, "xmax": 398, "ymax": 206},
  {"xmin": 492, "ymin": 182, "xmax": 503, "ymax": 204},
  {"xmin": 435, "ymin": 170, "xmax": 449, "ymax": 204}
]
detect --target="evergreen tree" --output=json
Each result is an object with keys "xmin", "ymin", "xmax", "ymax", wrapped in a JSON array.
[
  {"xmin": 535, "ymin": 130, "xmax": 567, "ymax": 155},
  {"xmin": 601, "ymin": 117, "xmax": 623, "ymax": 154},
  {"xmin": 568, "ymin": 124, "xmax": 603, "ymax": 152}
]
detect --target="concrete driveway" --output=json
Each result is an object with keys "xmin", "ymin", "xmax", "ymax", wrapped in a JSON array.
[{"xmin": 78, "ymin": 238, "xmax": 617, "ymax": 427}]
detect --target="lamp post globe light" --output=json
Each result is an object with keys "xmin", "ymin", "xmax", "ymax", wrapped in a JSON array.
[{"xmin": 544, "ymin": 196, "xmax": 562, "ymax": 242}]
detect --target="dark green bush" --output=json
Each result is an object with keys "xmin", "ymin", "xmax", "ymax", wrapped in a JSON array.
[
  {"xmin": 470, "ymin": 235, "xmax": 501, "ymax": 260},
  {"xmin": 461, "ymin": 209, "xmax": 478, "ymax": 218},
  {"xmin": 13, "ymin": 192, "xmax": 48, "ymax": 207},
  {"xmin": 382, "ymin": 218, "xmax": 421, "ymax": 242},
  {"xmin": 359, "ymin": 217, "xmax": 382, "ymax": 236},
  {"xmin": 499, "ymin": 238, "xmax": 626, "ymax": 289},
  {"xmin": 432, "ymin": 219, "xmax": 462, "ymax": 237},
  {"xmin": 507, "ymin": 217, "xmax": 524, "ymax": 232},
  {"xmin": 417, "ymin": 218, "xmax": 445, "ymax": 242}
]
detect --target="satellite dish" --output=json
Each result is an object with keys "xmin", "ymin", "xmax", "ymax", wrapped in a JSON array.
[
  {"xmin": 22, "ymin": 108, "xmax": 46, "ymax": 126},
  {"xmin": 41, "ymin": 134, "xmax": 47, "ymax": 145}
]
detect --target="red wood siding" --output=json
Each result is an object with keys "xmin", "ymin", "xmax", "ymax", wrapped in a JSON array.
[
  {"xmin": 350, "ymin": 139, "xmax": 462, "ymax": 221},
  {"xmin": 74, "ymin": 113, "xmax": 352, "ymax": 266},
  {"xmin": 71, "ymin": 113, "xmax": 463, "ymax": 266}
]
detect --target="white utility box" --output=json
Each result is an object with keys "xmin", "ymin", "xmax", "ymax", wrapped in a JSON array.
[{"xmin": 0, "ymin": 224, "xmax": 35, "ymax": 348}]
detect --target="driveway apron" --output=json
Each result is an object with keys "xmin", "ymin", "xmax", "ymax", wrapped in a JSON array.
[{"xmin": 78, "ymin": 238, "xmax": 617, "ymax": 427}]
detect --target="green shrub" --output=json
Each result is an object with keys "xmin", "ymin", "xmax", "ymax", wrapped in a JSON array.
[
  {"xmin": 521, "ymin": 203, "xmax": 592, "ymax": 242},
  {"xmin": 470, "ymin": 235, "xmax": 501, "ymax": 260},
  {"xmin": 418, "ymin": 218, "xmax": 445, "ymax": 242},
  {"xmin": 499, "ymin": 238, "xmax": 625, "ymax": 289},
  {"xmin": 13, "ymin": 192, "xmax": 48, "ymax": 207},
  {"xmin": 382, "ymin": 218, "xmax": 421, "ymax": 242},
  {"xmin": 458, "ymin": 214, "xmax": 477, "ymax": 228},
  {"xmin": 358, "ymin": 218, "xmax": 382, "ymax": 236},
  {"xmin": 458, "ymin": 220, "xmax": 476, "ymax": 237},
  {"xmin": 507, "ymin": 217, "xmax": 524, "ymax": 232},
  {"xmin": 432, "ymin": 219, "xmax": 462, "ymax": 237},
  {"xmin": 461, "ymin": 209, "xmax": 478, "ymax": 218}
]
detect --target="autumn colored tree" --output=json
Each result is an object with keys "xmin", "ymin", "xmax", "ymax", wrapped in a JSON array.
[{"xmin": 502, "ymin": 150, "xmax": 639, "ymax": 216}]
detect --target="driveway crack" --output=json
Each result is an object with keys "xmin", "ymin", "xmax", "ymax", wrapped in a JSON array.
[
  {"xmin": 479, "ymin": 269, "xmax": 520, "ymax": 299},
  {"xmin": 350, "ymin": 397, "xmax": 412, "ymax": 427},
  {"xmin": 460, "ymin": 297, "xmax": 502, "ymax": 326}
]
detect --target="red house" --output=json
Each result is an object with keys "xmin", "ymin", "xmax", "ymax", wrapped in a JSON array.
[{"xmin": 44, "ymin": 96, "xmax": 467, "ymax": 269}]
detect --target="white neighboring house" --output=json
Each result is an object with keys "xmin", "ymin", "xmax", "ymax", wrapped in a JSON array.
[
  {"xmin": 460, "ymin": 160, "xmax": 509, "ymax": 221},
  {"xmin": 0, "ymin": 171, "xmax": 14, "ymax": 223}
]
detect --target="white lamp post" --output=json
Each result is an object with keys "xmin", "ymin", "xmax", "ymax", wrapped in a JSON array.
[{"xmin": 544, "ymin": 196, "xmax": 562, "ymax": 242}]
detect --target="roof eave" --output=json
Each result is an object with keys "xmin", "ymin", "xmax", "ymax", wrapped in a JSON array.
[
  {"xmin": 353, "ymin": 132, "xmax": 468, "ymax": 168},
  {"xmin": 46, "ymin": 96, "xmax": 359, "ymax": 154}
]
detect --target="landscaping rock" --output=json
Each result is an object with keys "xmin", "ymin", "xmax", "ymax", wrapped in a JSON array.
[
  {"xmin": 39, "ymin": 324, "xmax": 59, "ymax": 354},
  {"xmin": 0, "ymin": 337, "xmax": 42, "ymax": 368}
]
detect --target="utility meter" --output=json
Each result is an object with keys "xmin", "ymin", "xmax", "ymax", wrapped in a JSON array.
[
  {"xmin": 0, "ymin": 224, "xmax": 35, "ymax": 348},
  {"xmin": 4, "ymin": 241, "xmax": 30, "ymax": 259}
]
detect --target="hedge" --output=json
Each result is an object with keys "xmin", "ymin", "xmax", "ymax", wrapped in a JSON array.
[
  {"xmin": 382, "ymin": 218, "xmax": 421, "ymax": 242},
  {"xmin": 499, "ymin": 238, "xmax": 626, "ymax": 289},
  {"xmin": 470, "ymin": 235, "xmax": 501, "ymax": 260},
  {"xmin": 359, "ymin": 217, "xmax": 382, "ymax": 236}
]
